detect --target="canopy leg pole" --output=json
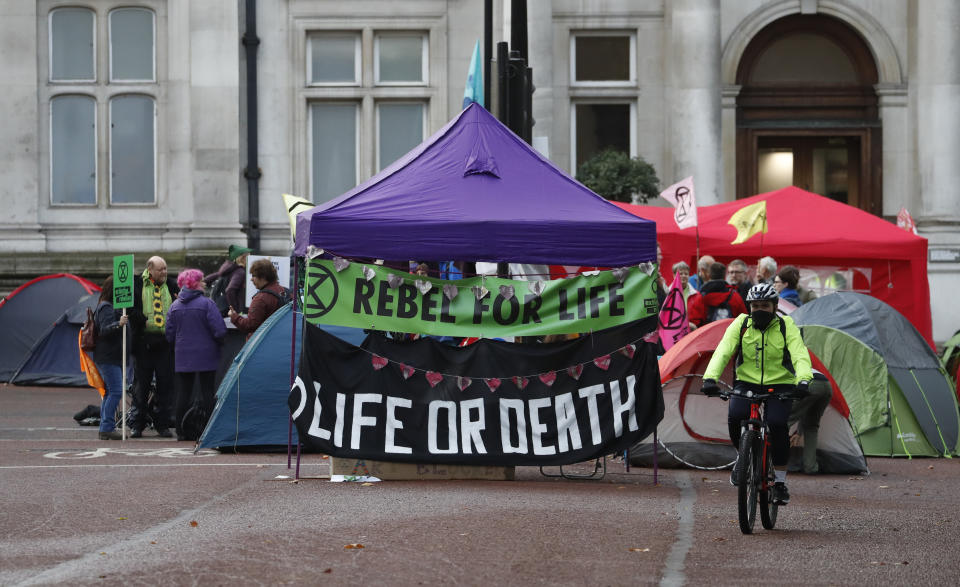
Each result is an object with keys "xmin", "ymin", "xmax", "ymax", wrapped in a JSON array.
[
  {"xmin": 653, "ymin": 427, "xmax": 658, "ymax": 485},
  {"xmin": 287, "ymin": 254, "xmax": 299, "ymax": 469}
]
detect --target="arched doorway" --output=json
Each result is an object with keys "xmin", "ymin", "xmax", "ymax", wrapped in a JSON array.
[{"xmin": 735, "ymin": 15, "xmax": 881, "ymax": 214}]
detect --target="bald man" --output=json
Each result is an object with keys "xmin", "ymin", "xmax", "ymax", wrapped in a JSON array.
[{"xmin": 128, "ymin": 256, "xmax": 180, "ymax": 438}]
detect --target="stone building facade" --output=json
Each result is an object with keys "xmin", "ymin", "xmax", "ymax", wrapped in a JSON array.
[{"xmin": 1, "ymin": 0, "xmax": 958, "ymax": 341}]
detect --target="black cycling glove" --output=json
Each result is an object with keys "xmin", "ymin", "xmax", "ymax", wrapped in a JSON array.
[
  {"xmin": 796, "ymin": 380, "xmax": 810, "ymax": 395},
  {"xmin": 701, "ymin": 379, "xmax": 720, "ymax": 397}
]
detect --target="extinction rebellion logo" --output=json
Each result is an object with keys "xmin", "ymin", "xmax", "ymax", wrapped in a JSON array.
[{"xmin": 304, "ymin": 262, "xmax": 339, "ymax": 320}]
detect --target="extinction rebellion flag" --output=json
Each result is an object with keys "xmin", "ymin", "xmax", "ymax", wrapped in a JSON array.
[
  {"xmin": 289, "ymin": 318, "xmax": 664, "ymax": 466},
  {"xmin": 302, "ymin": 259, "xmax": 659, "ymax": 338}
]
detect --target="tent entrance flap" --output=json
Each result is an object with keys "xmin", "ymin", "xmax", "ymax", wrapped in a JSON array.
[{"xmin": 889, "ymin": 367, "xmax": 960, "ymax": 456}]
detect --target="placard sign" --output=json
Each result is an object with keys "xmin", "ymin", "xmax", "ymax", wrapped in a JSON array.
[{"xmin": 112, "ymin": 254, "xmax": 135, "ymax": 309}]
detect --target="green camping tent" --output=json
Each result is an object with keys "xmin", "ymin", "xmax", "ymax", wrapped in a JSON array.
[{"xmin": 791, "ymin": 293, "xmax": 960, "ymax": 457}]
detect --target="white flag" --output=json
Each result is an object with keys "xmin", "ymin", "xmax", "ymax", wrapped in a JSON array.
[{"xmin": 659, "ymin": 176, "xmax": 697, "ymax": 230}]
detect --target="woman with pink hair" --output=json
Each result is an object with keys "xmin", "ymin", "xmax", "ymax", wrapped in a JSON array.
[{"xmin": 165, "ymin": 268, "xmax": 226, "ymax": 441}]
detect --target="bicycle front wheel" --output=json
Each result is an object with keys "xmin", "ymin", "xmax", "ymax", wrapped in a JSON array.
[
  {"xmin": 760, "ymin": 444, "xmax": 778, "ymax": 530},
  {"xmin": 736, "ymin": 430, "xmax": 759, "ymax": 534}
]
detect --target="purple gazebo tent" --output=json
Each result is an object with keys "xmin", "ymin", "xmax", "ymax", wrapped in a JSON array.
[{"xmin": 294, "ymin": 103, "xmax": 656, "ymax": 266}]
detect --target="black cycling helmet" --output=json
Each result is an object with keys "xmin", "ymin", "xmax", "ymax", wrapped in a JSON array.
[{"xmin": 746, "ymin": 282, "xmax": 779, "ymax": 303}]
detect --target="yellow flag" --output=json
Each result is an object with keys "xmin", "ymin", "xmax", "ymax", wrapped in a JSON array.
[
  {"xmin": 728, "ymin": 200, "xmax": 768, "ymax": 245},
  {"xmin": 282, "ymin": 193, "xmax": 314, "ymax": 242}
]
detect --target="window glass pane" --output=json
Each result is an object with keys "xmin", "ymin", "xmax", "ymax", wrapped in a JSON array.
[
  {"xmin": 111, "ymin": 9, "xmax": 155, "ymax": 81},
  {"xmin": 378, "ymin": 35, "xmax": 424, "ymax": 83},
  {"xmin": 310, "ymin": 34, "xmax": 358, "ymax": 83},
  {"xmin": 311, "ymin": 104, "xmax": 357, "ymax": 202},
  {"xmin": 378, "ymin": 103, "xmax": 424, "ymax": 170},
  {"xmin": 51, "ymin": 96, "xmax": 96, "ymax": 204},
  {"xmin": 757, "ymin": 148, "xmax": 794, "ymax": 193},
  {"xmin": 110, "ymin": 95, "xmax": 155, "ymax": 203},
  {"xmin": 575, "ymin": 36, "xmax": 630, "ymax": 82},
  {"xmin": 812, "ymin": 146, "xmax": 849, "ymax": 203},
  {"xmin": 575, "ymin": 104, "xmax": 630, "ymax": 169},
  {"xmin": 51, "ymin": 8, "xmax": 94, "ymax": 81},
  {"xmin": 751, "ymin": 34, "xmax": 857, "ymax": 84}
]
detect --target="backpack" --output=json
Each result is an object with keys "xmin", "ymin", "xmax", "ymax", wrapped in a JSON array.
[
  {"xmin": 257, "ymin": 286, "xmax": 291, "ymax": 305},
  {"xmin": 705, "ymin": 291, "xmax": 734, "ymax": 323},
  {"xmin": 80, "ymin": 307, "xmax": 98, "ymax": 352},
  {"xmin": 209, "ymin": 275, "xmax": 231, "ymax": 317}
]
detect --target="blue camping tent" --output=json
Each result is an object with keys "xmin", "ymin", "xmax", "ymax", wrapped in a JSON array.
[
  {"xmin": 0, "ymin": 274, "xmax": 100, "ymax": 383},
  {"xmin": 11, "ymin": 294, "xmax": 99, "ymax": 387},
  {"xmin": 198, "ymin": 303, "xmax": 366, "ymax": 451}
]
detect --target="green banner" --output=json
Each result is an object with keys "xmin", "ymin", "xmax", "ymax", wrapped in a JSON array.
[
  {"xmin": 303, "ymin": 259, "xmax": 658, "ymax": 337},
  {"xmin": 112, "ymin": 254, "xmax": 135, "ymax": 309}
]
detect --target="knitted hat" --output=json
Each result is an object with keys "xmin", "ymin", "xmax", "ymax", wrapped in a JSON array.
[{"xmin": 228, "ymin": 244, "xmax": 252, "ymax": 262}]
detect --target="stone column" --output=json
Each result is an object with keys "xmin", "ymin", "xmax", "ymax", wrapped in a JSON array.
[
  {"xmin": 0, "ymin": 2, "xmax": 44, "ymax": 252},
  {"xmin": 667, "ymin": 0, "xmax": 722, "ymax": 204},
  {"xmin": 915, "ymin": 0, "xmax": 960, "ymax": 223}
]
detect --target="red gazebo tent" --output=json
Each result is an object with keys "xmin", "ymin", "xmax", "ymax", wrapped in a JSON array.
[{"xmin": 616, "ymin": 186, "xmax": 932, "ymax": 347}]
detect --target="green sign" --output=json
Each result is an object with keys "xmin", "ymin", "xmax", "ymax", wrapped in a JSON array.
[
  {"xmin": 303, "ymin": 259, "xmax": 658, "ymax": 337},
  {"xmin": 112, "ymin": 254, "xmax": 135, "ymax": 309}
]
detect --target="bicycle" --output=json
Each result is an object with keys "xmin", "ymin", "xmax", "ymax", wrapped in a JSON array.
[{"xmin": 712, "ymin": 386, "xmax": 802, "ymax": 534}]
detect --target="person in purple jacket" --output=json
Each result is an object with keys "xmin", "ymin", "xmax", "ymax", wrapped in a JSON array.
[{"xmin": 165, "ymin": 269, "xmax": 227, "ymax": 441}]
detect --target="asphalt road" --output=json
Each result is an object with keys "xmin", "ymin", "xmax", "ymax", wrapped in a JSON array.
[{"xmin": 2, "ymin": 384, "xmax": 958, "ymax": 586}]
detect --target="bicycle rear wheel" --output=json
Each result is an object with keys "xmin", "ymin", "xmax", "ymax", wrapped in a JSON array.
[
  {"xmin": 736, "ymin": 430, "xmax": 759, "ymax": 534},
  {"xmin": 760, "ymin": 444, "xmax": 778, "ymax": 530}
]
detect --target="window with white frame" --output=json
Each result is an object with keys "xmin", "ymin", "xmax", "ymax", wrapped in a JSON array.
[
  {"xmin": 305, "ymin": 29, "xmax": 431, "ymax": 204},
  {"xmin": 110, "ymin": 8, "xmax": 155, "ymax": 82},
  {"xmin": 50, "ymin": 95, "xmax": 97, "ymax": 204},
  {"xmin": 110, "ymin": 95, "xmax": 156, "ymax": 203},
  {"xmin": 46, "ymin": 5, "xmax": 158, "ymax": 206},
  {"xmin": 569, "ymin": 31, "xmax": 638, "ymax": 173},
  {"xmin": 310, "ymin": 103, "xmax": 359, "ymax": 202},
  {"xmin": 377, "ymin": 102, "xmax": 425, "ymax": 170},
  {"xmin": 375, "ymin": 33, "xmax": 427, "ymax": 85},
  {"xmin": 573, "ymin": 103, "xmax": 634, "ymax": 170},
  {"xmin": 308, "ymin": 33, "xmax": 360, "ymax": 85},
  {"xmin": 50, "ymin": 7, "xmax": 95, "ymax": 82},
  {"xmin": 571, "ymin": 33, "xmax": 635, "ymax": 85}
]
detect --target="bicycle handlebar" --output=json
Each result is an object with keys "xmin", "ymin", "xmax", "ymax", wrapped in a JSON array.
[{"xmin": 715, "ymin": 387, "xmax": 805, "ymax": 401}]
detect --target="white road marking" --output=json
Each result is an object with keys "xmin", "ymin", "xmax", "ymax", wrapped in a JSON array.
[{"xmin": 660, "ymin": 470, "xmax": 695, "ymax": 587}]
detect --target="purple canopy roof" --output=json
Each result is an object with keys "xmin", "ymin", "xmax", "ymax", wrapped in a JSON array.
[{"xmin": 295, "ymin": 103, "xmax": 656, "ymax": 266}]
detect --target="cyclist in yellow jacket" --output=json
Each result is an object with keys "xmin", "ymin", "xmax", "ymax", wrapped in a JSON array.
[{"xmin": 701, "ymin": 282, "xmax": 813, "ymax": 505}]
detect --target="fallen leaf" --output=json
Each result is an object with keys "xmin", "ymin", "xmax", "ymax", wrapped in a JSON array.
[
  {"xmin": 361, "ymin": 482, "xmax": 374, "ymax": 487},
  {"xmin": 848, "ymin": 476, "xmax": 864, "ymax": 480},
  {"xmin": 928, "ymin": 465, "xmax": 934, "ymax": 470},
  {"xmin": 322, "ymin": 455, "xmax": 330, "ymax": 460},
  {"xmin": 117, "ymin": 517, "xmax": 127, "ymax": 520},
  {"xmin": 324, "ymin": 568, "xmax": 332, "ymax": 574},
  {"xmin": 344, "ymin": 543, "xmax": 365, "ymax": 549},
  {"xmin": 878, "ymin": 485, "xmax": 889, "ymax": 489},
  {"xmin": 628, "ymin": 548, "xmax": 651, "ymax": 552},
  {"xmin": 189, "ymin": 520, "xmax": 198, "ymax": 527},
  {"xmin": 100, "ymin": 552, "xmax": 106, "ymax": 556},
  {"xmin": 150, "ymin": 541, "xmax": 157, "ymax": 545},
  {"xmin": 713, "ymin": 537, "xmax": 727, "ymax": 542}
]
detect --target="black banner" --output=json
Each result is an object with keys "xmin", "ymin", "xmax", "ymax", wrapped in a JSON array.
[{"xmin": 289, "ymin": 318, "xmax": 663, "ymax": 466}]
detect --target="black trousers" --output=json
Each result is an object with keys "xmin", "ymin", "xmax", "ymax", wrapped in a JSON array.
[
  {"xmin": 174, "ymin": 371, "xmax": 216, "ymax": 439},
  {"xmin": 133, "ymin": 344, "xmax": 175, "ymax": 430}
]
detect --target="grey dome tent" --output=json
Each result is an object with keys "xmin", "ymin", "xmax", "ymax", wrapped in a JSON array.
[
  {"xmin": 0, "ymin": 274, "xmax": 100, "ymax": 383},
  {"xmin": 11, "ymin": 294, "xmax": 99, "ymax": 387},
  {"xmin": 791, "ymin": 292, "xmax": 960, "ymax": 457}
]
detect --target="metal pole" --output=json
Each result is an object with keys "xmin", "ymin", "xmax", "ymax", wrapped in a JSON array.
[
  {"xmin": 242, "ymin": 0, "xmax": 261, "ymax": 251},
  {"xmin": 121, "ymin": 308, "xmax": 127, "ymax": 441},
  {"xmin": 484, "ymin": 0, "xmax": 492, "ymax": 107}
]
